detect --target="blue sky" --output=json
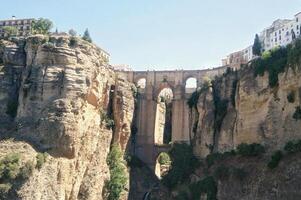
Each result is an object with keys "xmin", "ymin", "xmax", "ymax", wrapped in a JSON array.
[{"xmin": 1, "ymin": 0, "xmax": 301, "ymax": 70}]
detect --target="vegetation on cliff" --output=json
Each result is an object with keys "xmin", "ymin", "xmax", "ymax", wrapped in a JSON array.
[
  {"xmin": 162, "ymin": 143, "xmax": 199, "ymax": 189},
  {"xmin": 31, "ymin": 18, "xmax": 53, "ymax": 35},
  {"xmin": 0, "ymin": 153, "xmax": 35, "ymax": 199},
  {"xmin": 106, "ymin": 145, "xmax": 128, "ymax": 200},
  {"xmin": 252, "ymin": 37, "xmax": 301, "ymax": 87}
]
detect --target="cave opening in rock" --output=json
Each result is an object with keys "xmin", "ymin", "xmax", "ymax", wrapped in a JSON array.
[{"xmin": 154, "ymin": 88, "xmax": 173, "ymax": 145}]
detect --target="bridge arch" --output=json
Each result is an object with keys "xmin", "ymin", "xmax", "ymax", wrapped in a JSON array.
[
  {"xmin": 154, "ymin": 87, "xmax": 173, "ymax": 145},
  {"xmin": 136, "ymin": 77, "xmax": 146, "ymax": 89},
  {"xmin": 185, "ymin": 77, "xmax": 197, "ymax": 93},
  {"xmin": 155, "ymin": 152, "xmax": 171, "ymax": 178}
]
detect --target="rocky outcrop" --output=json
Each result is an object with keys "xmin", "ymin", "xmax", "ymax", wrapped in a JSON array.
[
  {"xmin": 0, "ymin": 35, "xmax": 135, "ymax": 200},
  {"xmin": 191, "ymin": 63, "xmax": 301, "ymax": 157}
]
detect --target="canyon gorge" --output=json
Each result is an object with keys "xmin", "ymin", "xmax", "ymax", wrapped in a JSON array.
[{"xmin": 0, "ymin": 34, "xmax": 301, "ymax": 200}]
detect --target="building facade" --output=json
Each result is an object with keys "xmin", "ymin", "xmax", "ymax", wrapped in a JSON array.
[
  {"xmin": 0, "ymin": 17, "xmax": 34, "ymax": 38},
  {"xmin": 222, "ymin": 11, "xmax": 301, "ymax": 69},
  {"xmin": 263, "ymin": 12, "xmax": 301, "ymax": 51}
]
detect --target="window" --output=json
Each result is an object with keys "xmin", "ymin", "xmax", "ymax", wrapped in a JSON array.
[
  {"xmin": 279, "ymin": 30, "xmax": 281, "ymax": 34},
  {"xmin": 297, "ymin": 18, "xmax": 299, "ymax": 22},
  {"xmin": 297, "ymin": 25, "xmax": 299, "ymax": 30},
  {"xmin": 279, "ymin": 36, "xmax": 281, "ymax": 40}
]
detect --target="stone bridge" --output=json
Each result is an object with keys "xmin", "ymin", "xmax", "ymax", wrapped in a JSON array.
[{"xmin": 117, "ymin": 67, "xmax": 227, "ymax": 172}]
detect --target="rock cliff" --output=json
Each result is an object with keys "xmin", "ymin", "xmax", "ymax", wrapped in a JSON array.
[
  {"xmin": 191, "ymin": 64, "xmax": 301, "ymax": 157},
  {"xmin": 0, "ymin": 35, "xmax": 135, "ymax": 200}
]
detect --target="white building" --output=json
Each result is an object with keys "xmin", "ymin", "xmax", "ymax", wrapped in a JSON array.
[
  {"xmin": 261, "ymin": 12, "xmax": 301, "ymax": 51},
  {"xmin": 222, "ymin": 11, "xmax": 301, "ymax": 68}
]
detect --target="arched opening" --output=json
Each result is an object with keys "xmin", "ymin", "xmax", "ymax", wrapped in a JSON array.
[
  {"xmin": 136, "ymin": 78, "xmax": 146, "ymax": 89},
  {"xmin": 155, "ymin": 152, "xmax": 171, "ymax": 178},
  {"xmin": 154, "ymin": 88, "xmax": 173, "ymax": 145},
  {"xmin": 185, "ymin": 77, "xmax": 197, "ymax": 93}
]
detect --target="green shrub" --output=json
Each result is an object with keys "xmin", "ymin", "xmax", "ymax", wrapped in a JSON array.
[
  {"xmin": 0, "ymin": 183, "xmax": 11, "ymax": 197},
  {"xmin": 0, "ymin": 153, "xmax": 20, "ymax": 180},
  {"xmin": 231, "ymin": 167, "xmax": 247, "ymax": 181},
  {"xmin": 162, "ymin": 143, "xmax": 200, "ymax": 189},
  {"xmin": 189, "ymin": 176, "xmax": 217, "ymax": 200},
  {"xmin": 105, "ymin": 119, "xmax": 115, "ymax": 130},
  {"xmin": 100, "ymin": 110, "xmax": 115, "ymax": 130},
  {"xmin": 6, "ymin": 101, "xmax": 18, "ymax": 118},
  {"xmin": 284, "ymin": 140, "xmax": 301, "ymax": 153},
  {"xmin": 106, "ymin": 145, "xmax": 127, "ymax": 200},
  {"xmin": 252, "ymin": 46, "xmax": 287, "ymax": 87},
  {"xmin": 69, "ymin": 36, "xmax": 78, "ymax": 47},
  {"xmin": 31, "ymin": 18, "xmax": 53, "ymax": 35},
  {"xmin": 19, "ymin": 161, "xmax": 34, "ymax": 179},
  {"xmin": 213, "ymin": 165, "xmax": 229, "ymax": 180},
  {"xmin": 206, "ymin": 150, "xmax": 236, "ymax": 167},
  {"xmin": 158, "ymin": 152, "xmax": 171, "ymax": 165},
  {"xmin": 206, "ymin": 153, "xmax": 223, "ymax": 167},
  {"xmin": 293, "ymin": 106, "xmax": 301, "ymax": 120},
  {"xmin": 211, "ymin": 80, "xmax": 229, "ymax": 132},
  {"xmin": 236, "ymin": 143, "xmax": 265, "ymax": 156},
  {"xmin": 267, "ymin": 150, "xmax": 283, "ymax": 169},
  {"xmin": 287, "ymin": 38, "xmax": 301, "ymax": 66},
  {"xmin": 36, "ymin": 153, "xmax": 48, "ymax": 170},
  {"xmin": 287, "ymin": 91, "xmax": 295, "ymax": 103}
]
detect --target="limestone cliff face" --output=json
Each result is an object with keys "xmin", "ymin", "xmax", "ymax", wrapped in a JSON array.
[
  {"xmin": 0, "ymin": 35, "xmax": 135, "ymax": 200},
  {"xmin": 191, "ymin": 65, "xmax": 301, "ymax": 157}
]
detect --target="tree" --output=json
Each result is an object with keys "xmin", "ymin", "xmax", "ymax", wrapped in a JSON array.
[
  {"xmin": 82, "ymin": 28, "xmax": 92, "ymax": 43},
  {"xmin": 3, "ymin": 26, "xmax": 18, "ymax": 38},
  {"xmin": 68, "ymin": 29, "xmax": 77, "ymax": 36},
  {"xmin": 31, "ymin": 18, "xmax": 53, "ymax": 35},
  {"xmin": 252, "ymin": 34, "xmax": 262, "ymax": 56}
]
